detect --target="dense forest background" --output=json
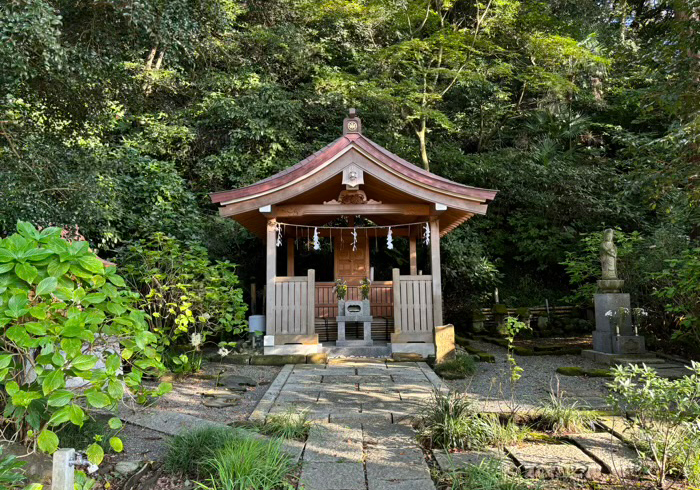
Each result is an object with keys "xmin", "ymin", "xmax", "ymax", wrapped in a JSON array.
[{"xmin": 1, "ymin": 0, "xmax": 698, "ymax": 349}]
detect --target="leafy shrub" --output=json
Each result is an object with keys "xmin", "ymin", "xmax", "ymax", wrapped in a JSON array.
[
  {"xmin": 418, "ymin": 392, "xmax": 528, "ymax": 450},
  {"xmin": 608, "ymin": 362, "xmax": 700, "ymax": 488},
  {"xmin": 654, "ymin": 248, "xmax": 700, "ymax": 350},
  {"xmin": 117, "ymin": 233, "xmax": 247, "ymax": 371},
  {"xmin": 0, "ymin": 447, "xmax": 27, "ymax": 489},
  {"xmin": 434, "ymin": 355, "xmax": 478, "ymax": 379},
  {"xmin": 440, "ymin": 458, "xmax": 533, "ymax": 490},
  {"xmin": 0, "ymin": 222, "xmax": 171, "ymax": 463},
  {"xmin": 255, "ymin": 410, "xmax": 310, "ymax": 440},
  {"xmin": 164, "ymin": 427, "xmax": 294, "ymax": 490}
]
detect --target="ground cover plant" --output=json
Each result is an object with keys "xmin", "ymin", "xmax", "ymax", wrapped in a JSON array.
[
  {"xmin": 434, "ymin": 355, "xmax": 478, "ymax": 379},
  {"xmin": 536, "ymin": 390, "xmax": 596, "ymax": 435},
  {"xmin": 608, "ymin": 362, "xmax": 700, "ymax": 488},
  {"xmin": 165, "ymin": 426, "xmax": 294, "ymax": 489},
  {"xmin": 439, "ymin": 458, "xmax": 537, "ymax": 490},
  {"xmin": 0, "ymin": 222, "xmax": 171, "ymax": 466},
  {"xmin": 254, "ymin": 410, "xmax": 310, "ymax": 441},
  {"xmin": 418, "ymin": 391, "xmax": 529, "ymax": 451}
]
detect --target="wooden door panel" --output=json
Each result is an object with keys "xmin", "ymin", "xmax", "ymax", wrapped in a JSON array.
[{"xmin": 334, "ymin": 235, "xmax": 369, "ymax": 286}]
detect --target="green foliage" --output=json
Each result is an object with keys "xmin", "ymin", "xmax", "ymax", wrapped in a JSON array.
[
  {"xmin": 536, "ymin": 391, "xmax": 596, "ymax": 435},
  {"xmin": 165, "ymin": 427, "xmax": 294, "ymax": 490},
  {"xmin": 117, "ymin": 233, "xmax": 247, "ymax": 372},
  {"xmin": 608, "ymin": 362, "xmax": 700, "ymax": 488},
  {"xmin": 418, "ymin": 392, "xmax": 528, "ymax": 451},
  {"xmin": 654, "ymin": 248, "xmax": 700, "ymax": 349},
  {"xmin": 0, "ymin": 222, "xmax": 171, "ymax": 460},
  {"xmin": 440, "ymin": 458, "xmax": 535, "ymax": 490},
  {"xmin": 255, "ymin": 410, "xmax": 310, "ymax": 441},
  {"xmin": 434, "ymin": 355, "xmax": 478, "ymax": 380},
  {"xmin": 196, "ymin": 436, "xmax": 294, "ymax": 490},
  {"xmin": 0, "ymin": 447, "xmax": 27, "ymax": 489}
]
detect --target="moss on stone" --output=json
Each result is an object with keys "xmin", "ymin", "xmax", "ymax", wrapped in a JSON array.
[
  {"xmin": 556, "ymin": 366, "xmax": 612, "ymax": 377},
  {"xmin": 306, "ymin": 353, "xmax": 327, "ymax": 365},
  {"xmin": 250, "ymin": 355, "xmax": 306, "ymax": 365}
]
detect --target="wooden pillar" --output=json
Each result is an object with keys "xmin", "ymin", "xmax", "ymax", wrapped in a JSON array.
[
  {"xmin": 306, "ymin": 269, "xmax": 315, "ymax": 334},
  {"xmin": 286, "ymin": 237, "xmax": 295, "ymax": 276},
  {"xmin": 409, "ymin": 233, "xmax": 418, "ymax": 275},
  {"xmin": 429, "ymin": 218, "xmax": 443, "ymax": 327},
  {"xmin": 266, "ymin": 219, "xmax": 277, "ymax": 335},
  {"xmin": 392, "ymin": 268, "xmax": 401, "ymax": 333}
]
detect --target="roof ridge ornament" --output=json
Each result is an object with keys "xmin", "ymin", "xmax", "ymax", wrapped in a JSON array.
[{"xmin": 343, "ymin": 108, "xmax": 361, "ymax": 135}]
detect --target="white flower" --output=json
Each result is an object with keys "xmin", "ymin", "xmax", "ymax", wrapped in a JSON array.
[
  {"xmin": 218, "ymin": 347, "xmax": 231, "ymax": 357},
  {"xmin": 190, "ymin": 332, "xmax": 203, "ymax": 348},
  {"xmin": 202, "ymin": 312, "xmax": 211, "ymax": 321}
]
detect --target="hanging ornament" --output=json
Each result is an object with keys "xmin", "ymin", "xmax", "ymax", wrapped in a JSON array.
[
  {"xmin": 351, "ymin": 227, "xmax": 358, "ymax": 251},
  {"xmin": 313, "ymin": 227, "xmax": 320, "ymax": 250},
  {"xmin": 423, "ymin": 222, "xmax": 431, "ymax": 246},
  {"xmin": 276, "ymin": 223, "xmax": 283, "ymax": 247},
  {"xmin": 387, "ymin": 227, "xmax": 393, "ymax": 250}
]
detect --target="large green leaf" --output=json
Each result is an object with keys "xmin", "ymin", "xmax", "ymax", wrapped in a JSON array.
[
  {"xmin": 35, "ymin": 277, "xmax": 58, "ymax": 296},
  {"xmin": 15, "ymin": 263, "xmax": 38, "ymax": 284},
  {"xmin": 107, "ymin": 379, "xmax": 124, "ymax": 399},
  {"xmin": 47, "ymin": 390, "xmax": 74, "ymax": 407},
  {"xmin": 0, "ymin": 263, "xmax": 14, "ymax": 274},
  {"xmin": 0, "ymin": 248, "xmax": 16, "ymax": 262},
  {"xmin": 67, "ymin": 404, "xmax": 86, "ymax": 426},
  {"xmin": 71, "ymin": 355, "xmax": 97, "ymax": 371},
  {"xmin": 47, "ymin": 259, "xmax": 70, "ymax": 278},
  {"xmin": 37, "ymin": 430, "xmax": 59, "ymax": 454},
  {"xmin": 108, "ymin": 417, "xmax": 123, "ymax": 430},
  {"xmin": 77, "ymin": 255, "xmax": 105, "ymax": 274},
  {"xmin": 109, "ymin": 437, "xmax": 124, "ymax": 453},
  {"xmin": 86, "ymin": 443, "xmax": 104, "ymax": 465},
  {"xmin": 41, "ymin": 369, "xmax": 65, "ymax": 395},
  {"xmin": 85, "ymin": 391, "xmax": 111, "ymax": 408}
]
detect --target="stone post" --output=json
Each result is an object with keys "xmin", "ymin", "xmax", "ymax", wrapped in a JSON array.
[{"xmin": 52, "ymin": 448, "xmax": 75, "ymax": 490}]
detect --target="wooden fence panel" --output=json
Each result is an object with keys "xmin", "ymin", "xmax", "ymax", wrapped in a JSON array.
[
  {"xmin": 392, "ymin": 270, "xmax": 434, "ymax": 333},
  {"xmin": 269, "ymin": 271, "xmax": 315, "ymax": 335}
]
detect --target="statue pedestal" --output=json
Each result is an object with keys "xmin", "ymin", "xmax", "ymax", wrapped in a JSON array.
[{"xmin": 592, "ymin": 293, "xmax": 645, "ymax": 355}]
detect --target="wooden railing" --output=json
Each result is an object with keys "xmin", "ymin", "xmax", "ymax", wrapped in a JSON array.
[
  {"xmin": 268, "ymin": 270, "xmax": 315, "ymax": 335},
  {"xmin": 315, "ymin": 282, "xmax": 394, "ymax": 318},
  {"xmin": 392, "ymin": 270, "xmax": 434, "ymax": 333}
]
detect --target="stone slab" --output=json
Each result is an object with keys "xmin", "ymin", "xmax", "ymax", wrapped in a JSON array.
[
  {"xmin": 366, "ymin": 460, "xmax": 431, "ymax": 481},
  {"xmin": 507, "ymin": 442, "xmax": 603, "ymax": 479},
  {"xmin": 300, "ymin": 462, "xmax": 365, "ymax": 490},
  {"xmin": 120, "ymin": 408, "xmax": 228, "ymax": 436},
  {"xmin": 304, "ymin": 424, "xmax": 363, "ymax": 463},
  {"xmin": 569, "ymin": 432, "xmax": 638, "ymax": 477},
  {"xmin": 362, "ymin": 423, "xmax": 417, "ymax": 447},
  {"xmin": 433, "ymin": 448, "xmax": 509, "ymax": 471},
  {"xmin": 368, "ymin": 479, "xmax": 435, "ymax": 490}
]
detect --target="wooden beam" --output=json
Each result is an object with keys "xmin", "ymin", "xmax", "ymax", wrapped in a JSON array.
[
  {"xmin": 429, "ymin": 218, "xmax": 443, "ymax": 327},
  {"xmin": 270, "ymin": 203, "xmax": 431, "ymax": 217},
  {"xmin": 409, "ymin": 233, "xmax": 417, "ymax": 275},
  {"xmin": 285, "ymin": 227, "xmax": 418, "ymax": 238},
  {"xmin": 266, "ymin": 219, "xmax": 277, "ymax": 335},
  {"xmin": 286, "ymin": 237, "xmax": 295, "ymax": 276}
]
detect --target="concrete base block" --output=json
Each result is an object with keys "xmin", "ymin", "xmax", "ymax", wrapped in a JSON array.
[
  {"xmin": 264, "ymin": 344, "xmax": 320, "ymax": 355},
  {"xmin": 391, "ymin": 343, "xmax": 435, "ymax": 357}
]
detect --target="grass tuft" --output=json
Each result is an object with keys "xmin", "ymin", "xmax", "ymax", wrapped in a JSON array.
[
  {"xmin": 255, "ymin": 410, "xmax": 310, "ymax": 440},
  {"xmin": 440, "ymin": 458, "xmax": 537, "ymax": 490},
  {"xmin": 418, "ymin": 392, "xmax": 530, "ymax": 450},
  {"xmin": 197, "ymin": 437, "xmax": 294, "ymax": 490},
  {"xmin": 537, "ymin": 391, "xmax": 597, "ymax": 435},
  {"xmin": 434, "ymin": 355, "xmax": 478, "ymax": 379},
  {"xmin": 165, "ymin": 427, "xmax": 241, "ymax": 477}
]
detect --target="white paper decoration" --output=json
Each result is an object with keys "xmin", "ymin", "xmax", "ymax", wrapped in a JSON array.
[
  {"xmin": 276, "ymin": 223, "xmax": 282, "ymax": 247},
  {"xmin": 351, "ymin": 227, "xmax": 358, "ymax": 251},
  {"xmin": 313, "ymin": 227, "xmax": 320, "ymax": 250},
  {"xmin": 387, "ymin": 227, "xmax": 393, "ymax": 250},
  {"xmin": 424, "ymin": 222, "xmax": 430, "ymax": 246}
]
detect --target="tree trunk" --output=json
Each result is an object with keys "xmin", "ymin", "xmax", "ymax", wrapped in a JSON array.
[{"xmin": 416, "ymin": 117, "xmax": 429, "ymax": 171}]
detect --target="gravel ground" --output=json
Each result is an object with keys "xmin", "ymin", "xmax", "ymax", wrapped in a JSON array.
[
  {"xmin": 140, "ymin": 362, "xmax": 282, "ymax": 424},
  {"xmin": 446, "ymin": 340, "xmax": 611, "ymax": 411}
]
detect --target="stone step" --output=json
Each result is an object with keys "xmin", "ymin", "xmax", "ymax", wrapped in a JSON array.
[
  {"xmin": 567, "ymin": 432, "xmax": 638, "ymax": 477},
  {"xmin": 506, "ymin": 442, "xmax": 603, "ymax": 479},
  {"xmin": 321, "ymin": 345, "xmax": 392, "ymax": 358}
]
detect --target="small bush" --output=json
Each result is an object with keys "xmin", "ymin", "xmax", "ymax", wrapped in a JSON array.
[
  {"xmin": 0, "ymin": 448, "xmax": 27, "ymax": 489},
  {"xmin": 256, "ymin": 410, "xmax": 310, "ymax": 440},
  {"xmin": 608, "ymin": 362, "xmax": 700, "ymax": 488},
  {"xmin": 440, "ymin": 458, "xmax": 534, "ymax": 490},
  {"xmin": 434, "ymin": 355, "xmax": 478, "ymax": 379},
  {"xmin": 197, "ymin": 437, "xmax": 294, "ymax": 490},
  {"xmin": 537, "ymin": 391, "xmax": 596, "ymax": 435}
]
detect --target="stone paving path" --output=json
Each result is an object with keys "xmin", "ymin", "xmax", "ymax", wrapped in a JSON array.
[{"xmin": 251, "ymin": 360, "xmax": 446, "ymax": 490}]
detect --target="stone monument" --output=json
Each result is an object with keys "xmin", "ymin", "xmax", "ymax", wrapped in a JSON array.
[
  {"xmin": 336, "ymin": 299, "xmax": 373, "ymax": 346},
  {"xmin": 591, "ymin": 229, "xmax": 645, "ymax": 356}
]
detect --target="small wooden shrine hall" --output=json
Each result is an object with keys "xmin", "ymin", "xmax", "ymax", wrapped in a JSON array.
[{"xmin": 210, "ymin": 110, "xmax": 497, "ymax": 356}]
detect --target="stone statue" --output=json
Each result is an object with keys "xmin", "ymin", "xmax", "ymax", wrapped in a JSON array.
[{"xmin": 599, "ymin": 228, "xmax": 618, "ymax": 280}]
